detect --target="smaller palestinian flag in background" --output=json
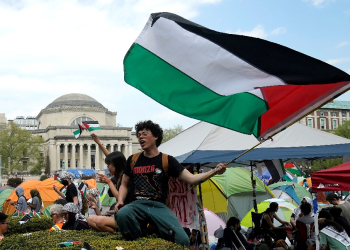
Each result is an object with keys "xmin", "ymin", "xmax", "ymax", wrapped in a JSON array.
[
  {"xmin": 78, "ymin": 182, "xmax": 88, "ymax": 197},
  {"xmin": 284, "ymin": 163, "xmax": 305, "ymax": 176},
  {"xmin": 73, "ymin": 124, "xmax": 85, "ymax": 139},
  {"xmin": 99, "ymin": 184, "xmax": 108, "ymax": 202},
  {"xmin": 54, "ymin": 173, "xmax": 61, "ymax": 184},
  {"xmin": 13, "ymin": 210, "xmax": 25, "ymax": 217},
  {"xmin": 19, "ymin": 214, "xmax": 32, "ymax": 224},
  {"xmin": 58, "ymin": 241, "xmax": 83, "ymax": 247},
  {"xmin": 60, "ymin": 186, "xmax": 67, "ymax": 194},
  {"xmin": 82, "ymin": 121, "xmax": 101, "ymax": 132}
]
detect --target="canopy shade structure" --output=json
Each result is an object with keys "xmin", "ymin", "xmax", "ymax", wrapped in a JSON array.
[
  {"xmin": 159, "ymin": 122, "xmax": 350, "ymax": 165},
  {"xmin": 312, "ymin": 162, "xmax": 350, "ymax": 192},
  {"xmin": 67, "ymin": 169, "xmax": 96, "ymax": 178}
]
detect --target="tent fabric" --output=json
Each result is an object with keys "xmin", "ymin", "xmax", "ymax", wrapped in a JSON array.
[
  {"xmin": 293, "ymin": 177, "xmax": 305, "ymax": 184},
  {"xmin": 159, "ymin": 122, "xmax": 350, "ymax": 164},
  {"xmin": 84, "ymin": 179, "xmax": 97, "ymax": 189},
  {"xmin": 0, "ymin": 189, "xmax": 13, "ymax": 211},
  {"xmin": 42, "ymin": 204, "xmax": 53, "ymax": 218},
  {"xmin": 200, "ymin": 168, "xmax": 273, "ymax": 222},
  {"xmin": 268, "ymin": 182, "xmax": 312, "ymax": 202},
  {"xmin": 312, "ymin": 162, "xmax": 350, "ymax": 192},
  {"xmin": 299, "ymin": 178, "xmax": 312, "ymax": 187},
  {"xmin": 3, "ymin": 178, "xmax": 63, "ymax": 215},
  {"xmin": 241, "ymin": 198, "xmax": 297, "ymax": 228},
  {"xmin": 271, "ymin": 185, "xmax": 300, "ymax": 205}
]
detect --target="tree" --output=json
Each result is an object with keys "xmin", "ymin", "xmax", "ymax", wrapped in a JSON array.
[
  {"xmin": 162, "ymin": 125, "xmax": 183, "ymax": 143},
  {"xmin": 334, "ymin": 120, "xmax": 350, "ymax": 139},
  {"xmin": 0, "ymin": 122, "xmax": 45, "ymax": 174}
]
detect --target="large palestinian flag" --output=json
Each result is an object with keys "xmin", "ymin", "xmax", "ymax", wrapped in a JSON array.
[{"xmin": 124, "ymin": 12, "xmax": 350, "ymax": 140}]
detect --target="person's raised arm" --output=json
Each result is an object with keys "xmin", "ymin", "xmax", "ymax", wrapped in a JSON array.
[
  {"xmin": 115, "ymin": 175, "xmax": 130, "ymax": 213},
  {"xmin": 53, "ymin": 185, "xmax": 65, "ymax": 198},
  {"xmin": 91, "ymin": 133, "xmax": 110, "ymax": 156},
  {"xmin": 179, "ymin": 163, "xmax": 226, "ymax": 186}
]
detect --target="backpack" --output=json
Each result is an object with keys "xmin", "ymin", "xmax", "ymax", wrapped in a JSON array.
[{"xmin": 130, "ymin": 152, "xmax": 170, "ymax": 206}]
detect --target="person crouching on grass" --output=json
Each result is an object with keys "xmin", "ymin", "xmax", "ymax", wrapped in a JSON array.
[{"xmin": 114, "ymin": 120, "xmax": 226, "ymax": 247}]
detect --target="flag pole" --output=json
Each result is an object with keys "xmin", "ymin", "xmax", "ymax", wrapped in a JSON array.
[{"xmin": 184, "ymin": 139, "xmax": 265, "ymax": 194}]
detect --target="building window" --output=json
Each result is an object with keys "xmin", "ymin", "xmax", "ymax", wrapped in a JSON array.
[
  {"xmin": 320, "ymin": 111, "xmax": 324, "ymax": 116},
  {"xmin": 76, "ymin": 146, "xmax": 78, "ymax": 153},
  {"xmin": 75, "ymin": 159, "xmax": 78, "ymax": 168},
  {"xmin": 60, "ymin": 146, "xmax": 63, "ymax": 154},
  {"xmin": 68, "ymin": 159, "xmax": 70, "ymax": 168},
  {"xmin": 333, "ymin": 119, "xmax": 337, "ymax": 129},
  {"xmin": 333, "ymin": 112, "xmax": 337, "ymax": 117},
  {"xmin": 343, "ymin": 120, "xmax": 346, "ymax": 124},
  {"xmin": 320, "ymin": 119, "xmax": 325, "ymax": 129},
  {"xmin": 307, "ymin": 119, "xmax": 312, "ymax": 127},
  {"xmin": 68, "ymin": 146, "xmax": 71, "ymax": 153},
  {"xmin": 343, "ymin": 111, "xmax": 346, "ymax": 117},
  {"xmin": 70, "ymin": 116, "xmax": 93, "ymax": 126}
]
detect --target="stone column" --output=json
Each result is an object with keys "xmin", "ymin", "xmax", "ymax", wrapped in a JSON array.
[
  {"xmin": 48, "ymin": 142, "xmax": 56, "ymax": 174},
  {"xmin": 101, "ymin": 144, "xmax": 106, "ymax": 168},
  {"xmin": 79, "ymin": 144, "xmax": 84, "ymax": 169},
  {"xmin": 117, "ymin": 143, "xmax": 121, "ymax": 152},
  {"xmin": 111, "ymin": 144, "xmax": 115, "ymax": 153},
  {"xmin": 71, "ymin": 144, "xmax": 76, "ymax": 169},
  {"xmin": 56, "ymin": 143, "xmax": 61, "ymax": 171},
  {"xmin": 64, "ymin": 143, "xmax": 68, "ymax": 170},
  {"xmin": 128, "ymin": 142, "xmax": 133, "ymax": 157},
  {"xmin": 87, "ymin": 143, "xmax": 91, "ymax": 169},
  {"xmin": 95, "ymin": 143, "xmax": 100, "ymax": 171}
]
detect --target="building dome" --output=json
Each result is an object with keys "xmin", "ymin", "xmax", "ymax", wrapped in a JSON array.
[{"xmin": 46, "ymin": 93, "xmax": 105, "ymax": 109}]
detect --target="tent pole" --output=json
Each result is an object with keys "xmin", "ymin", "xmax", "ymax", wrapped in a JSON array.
[{"xmin": 251, "ymin": 162, "xmax": 258, "ymax": 212}]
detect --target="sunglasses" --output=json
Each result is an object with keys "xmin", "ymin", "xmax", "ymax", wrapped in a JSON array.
[
  {"xmin": 61, "ymin": 212, "xmax": 69, "ymax": 216},
  {"xmin": 0, "ymin": 222, "xmax": 8, "ymax": 225},
  {"xmin": 50, "ymin": 213, "xmax": 57, "ymax": 217}
]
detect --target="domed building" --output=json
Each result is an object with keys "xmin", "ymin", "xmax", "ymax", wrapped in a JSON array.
[{"xmin": 33, "ymin": 93, "xmax": 140, "ymax": 174}]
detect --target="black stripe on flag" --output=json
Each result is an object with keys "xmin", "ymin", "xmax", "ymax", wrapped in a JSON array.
[
  {"xmin": 84, "ymin": 121, "xmax": 99, "ymax": 124},
  {"xmin": 151, "ymin": 12, "xmax": 350, "ymax": 85}
]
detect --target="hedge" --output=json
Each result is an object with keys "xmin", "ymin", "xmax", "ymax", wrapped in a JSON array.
[
  {"xmin": 0, "ymin": 230, "xmax": 187, "ymax": 250},
  {"xmin": 7, "ymin": 215, "xmax": 53, "ymax": 236}
]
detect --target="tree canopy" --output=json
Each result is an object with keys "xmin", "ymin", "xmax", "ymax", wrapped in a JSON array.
[
  {"xmin": 162, "ymin": 125, "xmax": 183, "ymax": 143},
  {"xmin": 0, "ymin": 122, "xmax": 45, "ymax": 174}
]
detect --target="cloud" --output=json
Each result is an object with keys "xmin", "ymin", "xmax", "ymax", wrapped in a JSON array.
[
  {"xmin": 0, "ymin": 0, "xmax": 220, "ymax": 129},
  {"xmin": 234, "ymin": 25, "xmax": 286, "ymax": 39},
  {"xmin": 326, "ymin": 58, "xmax": 350, "ymax": 65},
  {"xmin": 235, "ymin": 25, "xmax": 268, "ymax": 39},
  {"xmin": 338, "ymin": 41, "xmax": 349, "ymax": 47},
  {"xmin": 271, "ymin": 27, "xmax": 287, "ymax": 35},
  {"xmin": 303, "ymin": 0, "xmax": 335, "ymax": 7}
]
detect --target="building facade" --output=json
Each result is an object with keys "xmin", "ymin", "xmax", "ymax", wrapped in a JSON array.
[
  {"xmin": 0, "ymin": 113, "xmax": 6, "ymax": 125},
  {"xmin": 32, "ymin": 93, "xmax": 141, "ymax": 174},
  {"xmin": 299, "ymin": 101, "xmax": 350, "ymax": 131},
  {"xmin": 13, "ymin": 116, "xmax": 38, "ymax": 130}
]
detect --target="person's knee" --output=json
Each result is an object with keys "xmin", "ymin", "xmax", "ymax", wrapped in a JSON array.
[{"xmin": 116, "ymin": 206, "xmax": 134, "ymax": 224}]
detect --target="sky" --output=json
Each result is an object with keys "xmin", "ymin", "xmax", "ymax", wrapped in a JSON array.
[{"xmin": 0, "ymin": 0, "xmax": 349, "ymax": 131}]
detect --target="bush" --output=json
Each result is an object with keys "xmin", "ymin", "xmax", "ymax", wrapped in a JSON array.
[
  {"xmin": 0, "ymin": 230, "xmax": 187, "ymax": 250},
  {"xmin": 7, "ymin": 177, "xmax": 23, "ymax": 188},
  {"xmin": 7, "ymin": 215, "xmax": 53, "ymax": 236},
  {"xmin": 40, "ymin": 174, "xmax": 48, "ymax": 181}
]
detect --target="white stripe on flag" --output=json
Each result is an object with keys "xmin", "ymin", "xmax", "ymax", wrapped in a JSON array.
[{"xmin": 136, "ymin": 16, "xmax": 285, "ymax": 96}]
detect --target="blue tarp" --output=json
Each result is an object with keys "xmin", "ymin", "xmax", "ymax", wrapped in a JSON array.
[
  {"xmin": 67, "ymin": 169, "xmax": 95, "ymax": 178},
  {"xmin": 255, "ymin": 170, "xmax": 271, "ymax": 185}
]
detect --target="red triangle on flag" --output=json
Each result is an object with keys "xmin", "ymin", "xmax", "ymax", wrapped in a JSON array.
[{"xmin": 82, "ymin": 122, "xmax": 90, "ymax": 130}]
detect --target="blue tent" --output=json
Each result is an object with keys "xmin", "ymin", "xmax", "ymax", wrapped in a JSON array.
[
  {"xmin": 67, "ymin": 169, "xmax": 95, "ymax": 178},
  {"xmin": 270, "ymin": 185, "xmax": 300, "ymax": 205}
]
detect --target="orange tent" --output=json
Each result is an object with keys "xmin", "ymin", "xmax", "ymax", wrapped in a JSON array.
[
  {"xmin": 3, "ymin": 178, "xmax": 63, "ymax": 214},
  {"xmin": 299, "ymin": 177, "xmax": 312, "ymax": 188},
  {"xmin": 84, "ymin": 179, "xmax": 97, "ymax": 189}
]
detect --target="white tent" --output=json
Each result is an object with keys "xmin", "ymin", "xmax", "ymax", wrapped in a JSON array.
[{"xmin": 159, "ymin": 122, "xmax": 350, "ymax": 165}]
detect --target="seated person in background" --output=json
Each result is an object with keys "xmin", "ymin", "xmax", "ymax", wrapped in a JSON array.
[
  {"xmin": 330, "ymin": 206, "xmax": 350, "ymax": 237},
  {"xmin": 27, "ymin": 189, "xmax": 43, "ymax": 214},
  {"xmin": 217, "ymin": 217, "xmax": 260, "ymax": 250},
  {"xmin": 0, "ymin": 213, "xmax": 8, "ymax": 241},
  {"xmin": 261, "ymin": 202, "xmax": 292, "ymax": 241},
  {"xmin": 48, "ymin": 204, "xmax": 64, "ymax": 231},
  {"xmin": 291, "ymin": 197, "xmax": 314, "ymax": 229},
  {"xmin": 189, "ymin": 229, "xmax": 202, "ymax": 250},
  {"xmin": 326, "ymin": 193, "xmax": 350, "ymax": 224},
  {"xmin": 61, "ymin": 203, "xmax": 89, "ymax": 231},
  {"xmin": 319, "ymin": 218, "xmax": 350, "ymax": 250},
  {"xmin": 9, "ymin": 186, "xmax": 27, "ymax": 213},
  {"xmin": 295, "ymin": 203, "xmax": 315, "ymax": 250},
  {"xmin": 86, "ymin": 189, "xmax": 101, "ymax": 216}
]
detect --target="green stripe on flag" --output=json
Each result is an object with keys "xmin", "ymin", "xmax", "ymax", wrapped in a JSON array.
[
  {"xmin": 89, "ymin": 126, "xmax": 101, "ymax": 132},
  {"xmin": 124, "ymin": 43, "xmax": 268, "ymax": 136},
  {"xmin": 73, "ymin": 129, "xmax": 80, "ymax": 139}
]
